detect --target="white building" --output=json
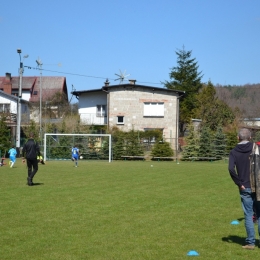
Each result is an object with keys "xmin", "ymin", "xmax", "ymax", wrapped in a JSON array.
[{"xmin": 72, "ymin": 80, "xmax": 185, "ymax": 150}]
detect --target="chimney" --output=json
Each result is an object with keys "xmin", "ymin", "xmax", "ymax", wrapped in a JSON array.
[
  {"xmin": 5, "ymin": 72, "xmax": 11, "ymax": 81},
  {"xmin": 3, "ymin": 73, "xmax": 12, "ymax": 94},
  {"xmin": 104, "ymin": 79, "xmax": 110, "ymax": 86},
  {"xmin": 129, "ymin": 79, "xmax": 136, "ymax": 85}
]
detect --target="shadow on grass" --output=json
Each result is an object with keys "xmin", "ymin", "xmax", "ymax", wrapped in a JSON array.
[
  {"xmin": 222, "ymin": 235, "xmax": 245, "ymax": 245},
  {"xmin": 31, "ymin": 183, "xmax": 44, "ymax": 186}
]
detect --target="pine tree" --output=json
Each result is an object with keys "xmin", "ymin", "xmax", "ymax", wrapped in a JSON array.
[
  {"xmin": 112, "ymin": 131, "xmax": 126, "ymax": 160},
  {"xmin": 164, "ymin": 47, "xmax": 203, "ymax": 135},
  {"xmin": 198, "ymin": 126, "xmax": 213, "ymax": 158},
  {"xmin": 213, "ymin": 126, "xmax": 226, "ymax": 159},
  {"xmin": 181, "ymin": 123, "xmax": 200, "ymax": 160}
]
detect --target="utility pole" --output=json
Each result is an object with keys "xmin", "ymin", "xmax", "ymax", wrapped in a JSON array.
[{"xmin": 16, "ymin": 49, "xmax": 28, "ymax": 152}]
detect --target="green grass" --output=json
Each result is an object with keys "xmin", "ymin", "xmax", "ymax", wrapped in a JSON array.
[{"xmin": 0, "ymin": 160, "xmax": 258, "ymax": 259}]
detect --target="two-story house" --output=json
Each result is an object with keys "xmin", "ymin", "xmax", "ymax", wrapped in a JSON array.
[
  {"xmin": 0, "ymin": 89, "xmax": 29, "ymax": 142},
  {"xmin": 72, "ymin": 80, "xmax": 185, "ymax": 150},
  {"xmin": 0, "ymin": 72, "xmax": 69, "ymax": 145},
  {"xmin": 0, "ymin": 72, "xmax": 69, "ymax": 120}
]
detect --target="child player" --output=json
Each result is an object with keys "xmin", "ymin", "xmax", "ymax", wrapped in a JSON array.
[
  {"xmin": 71, "ymin": 146, "xmax": 79, "ymax": 167},
  {"xmin": 8, "ymin": 145, "xmax": 17, "ymax": 168}
]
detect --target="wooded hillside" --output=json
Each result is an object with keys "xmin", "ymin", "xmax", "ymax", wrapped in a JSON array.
[{"xmin": 215, "ymin": 83, "xmax": 260, "ymax": 118}]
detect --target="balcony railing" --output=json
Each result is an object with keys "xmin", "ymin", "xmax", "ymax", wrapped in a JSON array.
[{"xmin": 80, "ymin": 113, "xmax": 107, "ymax": 125}]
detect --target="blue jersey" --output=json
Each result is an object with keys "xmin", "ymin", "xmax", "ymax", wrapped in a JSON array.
[
  {"xmin": 72, "ymin": 147, "xmax": 79, "ymax": 158},
  {"xmin": 8, "ymin": 148, "xmax": 17, "ymax": 157}
]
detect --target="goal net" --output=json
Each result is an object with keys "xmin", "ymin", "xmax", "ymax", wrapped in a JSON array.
[{"xmin": 43, "ymin": 133, "xmax": 112, "ymax": 162}]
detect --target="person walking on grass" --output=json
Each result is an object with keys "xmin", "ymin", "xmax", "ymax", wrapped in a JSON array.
[
  {"xmin": 8, "ymin": 145, "xmax": 17, "ymax": 168},
  {"xmin": 71, "ymin": 145, "xmax": 79, "ymax": 167},
  {"xmin": 22, "ymin": 133, "xmax": 41, "ymax": 186},
  {"xmin": 228, "ymin": 128, "xmax": 260, "ymax": 250}
]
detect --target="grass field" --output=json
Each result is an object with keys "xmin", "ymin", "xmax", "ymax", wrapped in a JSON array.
[{"xmin": 0, "ymin": 159, "xmax": 259, "ymax": 259}]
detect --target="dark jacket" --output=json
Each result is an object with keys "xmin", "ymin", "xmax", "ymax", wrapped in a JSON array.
[
  {"xmin": 228, "ymin": 141, "xmax": 253, "ymax": 188},
  {"xmin": 22, "ymin": 138, "xmax": 40, "ymax": 160}
]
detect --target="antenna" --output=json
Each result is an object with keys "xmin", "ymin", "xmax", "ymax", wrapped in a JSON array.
[
  {"xmin": 69, "ymin": 84, "xmax": 76, "ymax": 103},
  {"xmin": 36, "ymin": 58, "xmax": 42, "ymax": 66},
  {"xmin": 114, "ymin": 69, "xmax": 130, "ymax": 84}
]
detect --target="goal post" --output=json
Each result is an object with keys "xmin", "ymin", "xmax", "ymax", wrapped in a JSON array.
[{"xmin": 43, "ymin": 133, "xmax": 112, "ymax": 162}]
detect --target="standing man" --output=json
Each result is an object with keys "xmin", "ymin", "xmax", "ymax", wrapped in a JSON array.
[
  {"xmin": 228, "ymin": 128, "xmax": 260, "ymax": 250},
  {"xmin": 71, "ymin": 145, "xmax": 79, "ymax": 167},
  {"xmin": 22, "ymin": 133, "xmax": 41, "ymax": 186},
  {"xmin": 8, "ymin": 145, "xmax": 17, "ymax": 168}
]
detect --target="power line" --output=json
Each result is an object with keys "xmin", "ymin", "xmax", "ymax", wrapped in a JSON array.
[{"xmin": 24, "ymin": 66, "xmax": 162, "ymax": 85}]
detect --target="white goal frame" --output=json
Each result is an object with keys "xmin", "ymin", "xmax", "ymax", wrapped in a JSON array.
[{"xmin": 44, "ymin": 133, "xmax": 112, "ymax": 162}]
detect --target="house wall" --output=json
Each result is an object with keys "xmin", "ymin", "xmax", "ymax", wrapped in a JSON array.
[
  {"xmin": 21, "ymin": 91, "xmax": 31, "ymax": 101},
  {"xmin": 108, "ymin": 87, "xmax": 178, "ymax": 142},
  {"xmin": 78, "ymin": 91, "xmax": 107, "ymax": 125},
  {"xmin": 0, "ymin": 91, "xmax": 30, "ymax": 127},
  {"xmin": 244, "ymin": 119, "xmax": 260, "ymax": 127},
  {"xmin": 0, "ymin": 95, "xmax": 17, "ymax": 113}
]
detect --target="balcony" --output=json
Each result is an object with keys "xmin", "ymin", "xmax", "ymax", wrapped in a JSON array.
[{"xmin": 80, "ymin": 113, "xmax": 107, "ymax": 125}]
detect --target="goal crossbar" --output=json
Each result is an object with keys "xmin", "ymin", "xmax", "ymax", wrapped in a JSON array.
[{"xmin": 44, "ymin": 133, "xmax": 112, "ymax": 162}]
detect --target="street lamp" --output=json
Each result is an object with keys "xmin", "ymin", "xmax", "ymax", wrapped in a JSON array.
[
  {"xmin": 36, "ymin": 58, "xmax": 43, "ymax": 145},
  {"xmin": 16, "ymin": 49, "xmax": 28, "ymax": 151}
]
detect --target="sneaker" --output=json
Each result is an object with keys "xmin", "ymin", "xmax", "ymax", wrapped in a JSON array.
[
  {"xmin": 9, "ymin": 161, "xmax": 11, "ymax": 166},
  {"xmin": 242, "ymin": 245, "xmax": 255, "ymax": 250}
]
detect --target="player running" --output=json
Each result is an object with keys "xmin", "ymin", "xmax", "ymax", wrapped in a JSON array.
[{"xmin": 8, "ymin": 145, "xmax": 17, "ymax": 168}]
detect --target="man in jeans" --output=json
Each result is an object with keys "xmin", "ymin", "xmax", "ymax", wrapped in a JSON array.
[
  {"xmin": 22, "ymin": 133, "xmax": 41, "ymax": 186},
  {"xmin": 228, "ymin": 128, "xmax": 260, "ymax": 249}
]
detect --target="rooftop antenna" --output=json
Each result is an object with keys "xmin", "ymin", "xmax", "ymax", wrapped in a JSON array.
[
  {"xmin": 114, "ymin": 69, "xmax": 130, "ymax": 84},
  {"xmin": 69, "ymin": 84, "xmax": 76, "ymax": 103}
]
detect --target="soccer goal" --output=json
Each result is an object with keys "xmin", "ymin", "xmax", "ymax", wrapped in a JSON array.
[{"xmin": 43, "ymin": 133, "xmax": 112, "ymax": 162}]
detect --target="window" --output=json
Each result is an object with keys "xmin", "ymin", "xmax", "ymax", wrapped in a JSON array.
[
  {"xmin": 0, "ymin": 104, "xmax": 10, "ymax": 113},
  {"xmin": 96, "ymin": 105, "xmax": 106, "ymax": 117},
  {"xmin": 117, "ymin": 116, "xmax": 124, "ymax": 124},
  {"xmin": 33, "ymin": 91, "xmax": 38, "ymax": 95},
  {"xmin": 143, "ymin": 102, "xmax": 164, "ymax": 117}
]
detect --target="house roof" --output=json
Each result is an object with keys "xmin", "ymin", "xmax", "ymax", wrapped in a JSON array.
[
  {"xmin": 0, "ymin": 76, "xmax": 68, "ymax": 102},
  {"xmin": 72, "ymin": 83, "xmax": 185, "ymax": 97},
  {"xmin": 29, "ymin": 76, "xmax": 68, "ymax": 102}
]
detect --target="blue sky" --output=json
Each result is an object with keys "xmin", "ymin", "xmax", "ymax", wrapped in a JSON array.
[{"xmin": 1, "ymin": 0, "xmax": 259, "ymax": 103}]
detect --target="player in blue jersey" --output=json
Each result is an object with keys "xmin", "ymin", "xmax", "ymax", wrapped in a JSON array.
[
  {"xmin": 71, "ymin": 146, "xmax": 79, "ymax": 167},
  {"xmin": 8, "ymin": 145, "xmax": 17, "ymax": 168}
]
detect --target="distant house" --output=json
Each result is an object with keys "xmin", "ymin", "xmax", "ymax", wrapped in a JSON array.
[
  {"xmin": 243, "ymin": 118, "xmax": 260, "ymax": 128},
  {"xmin": 72, "ymin": 80, "xmax": 184, "ymax": 150},
  {"xmin": 0, "ymin": 89, "xmax": 29, "ymax": 143},
  {"xmin": 0, "ymin": 72, "xmax": 69, "ymax": 122}
]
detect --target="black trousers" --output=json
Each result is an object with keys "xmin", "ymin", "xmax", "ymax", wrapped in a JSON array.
[{"xmin": 27, "ymin": 158, "xmax": 38, "ymax": 179}]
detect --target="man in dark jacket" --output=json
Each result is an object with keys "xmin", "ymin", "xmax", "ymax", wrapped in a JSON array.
[
  {"xmin": 228, "ymin": 128, "xmax": 260, "ymax": 250},
  {"xmin": 22, "ymin": 133, "xmax": 41, "ymax": 186}
]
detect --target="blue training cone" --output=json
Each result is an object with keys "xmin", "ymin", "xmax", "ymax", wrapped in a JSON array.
[
  {"xmin": 187, "ymin": 250, "xmax": 199, "ymax": 256},
  {"xmin": 231, "ymin": 220, "xmax": 239, "ymax": 225}
]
